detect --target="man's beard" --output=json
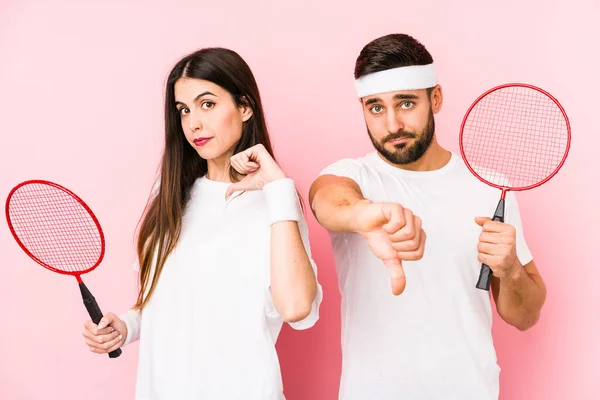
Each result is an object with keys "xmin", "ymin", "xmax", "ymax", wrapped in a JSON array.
[{"xmin": 368, "ymin": 110, "xmax": 435, "ymax": 165}]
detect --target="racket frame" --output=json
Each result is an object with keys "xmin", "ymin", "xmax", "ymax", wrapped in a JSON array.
[
  {"xmin": 5, "ymin": 179, "xmax": 106, "ymax": 279},
  {"xmin": 459, "ymin": 83, "xmax": 571, "ymax": 193}
]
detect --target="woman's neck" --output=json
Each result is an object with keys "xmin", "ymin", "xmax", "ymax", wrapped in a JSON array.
[{"xmin": 205, "ymin": 152, "xmax": 233, "ymax": 182}]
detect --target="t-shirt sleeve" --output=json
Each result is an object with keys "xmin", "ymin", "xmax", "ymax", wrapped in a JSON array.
[
  {"xmin": 318, "ymin": 158, "xmax": 364, "ymax": 186},
  {"xmin": 120, "ymin": 308, "xmax": 142, "ymax": 346},
  {"xmin": 119, "ymin": 259, "xmax": 142, "ymax": 346},
  {"xmin": 149, "ymin": 176, "xmax": 161, "ymax": 198},
  {"xmin": 504, "ymin": 191, "xmax": 534, "ymax": 266}
]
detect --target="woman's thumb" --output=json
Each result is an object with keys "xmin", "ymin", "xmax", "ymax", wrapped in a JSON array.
[
  {"xmin": 97, "ymin": 313, "xmax": 115, "ymax": 330},
  {"xmin": 225, "ymin": 182, "xmax": 243, "ymax": 200},
  {"xmin": 225, "ymin": 177, "xmax": 253, "ymax": 200}
]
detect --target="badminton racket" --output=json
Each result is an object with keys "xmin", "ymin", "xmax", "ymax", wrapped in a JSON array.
[
  {"xmin": 459, "ymin": 83, "xmax": 570, "ymax": 291},
  {"xmin": 5, "ymin": 180, "xmax": 122, "ymax": 358}
]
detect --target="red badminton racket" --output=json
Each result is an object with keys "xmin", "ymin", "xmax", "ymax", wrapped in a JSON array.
[
  {"xmin": 459, "ymin": 83, "xmax": 571, "ymax": 291},
  {"xmin": 5, "ymin": 180, "xmax": 121, "ymax": 358}
]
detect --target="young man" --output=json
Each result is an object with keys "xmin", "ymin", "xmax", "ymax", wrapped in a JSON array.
[{"xmin": 309, "ymin": 33, "xmax": 547, "ymax": 400}]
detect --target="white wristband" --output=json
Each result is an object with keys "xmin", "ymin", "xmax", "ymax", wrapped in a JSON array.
[{"xmin": 262, "ymin": 178, "xmax": 302, "ymax": 226}]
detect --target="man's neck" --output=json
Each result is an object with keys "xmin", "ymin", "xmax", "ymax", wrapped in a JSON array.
[{"xmin": 377, "ymin": 139, "xmax": 452, "ymax": 172}]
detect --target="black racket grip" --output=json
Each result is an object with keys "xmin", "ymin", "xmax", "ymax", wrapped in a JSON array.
[
  {"xmin": 79, "ymin": 282, "xmax": 122, "ymax": 359},
  {"xmin": 476, "ymin": 264, "xmax": 494, "ymax": 291},
  {"xmin": 476, "ymin": 199, "xmax": 505, "ymax": 291}
]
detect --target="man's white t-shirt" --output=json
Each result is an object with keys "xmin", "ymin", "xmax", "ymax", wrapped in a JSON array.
[
  {"xmin": 119, "ymin": 177, "xmax": 323, "ymax": 400},
  {"xmin": 320, "ymin": 151, "xmax": 533, "ymax": 400}
]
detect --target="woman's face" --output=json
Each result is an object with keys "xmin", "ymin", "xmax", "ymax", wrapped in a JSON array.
[{"xmin": 174, "ymin": 77, "xmax": 252, "ymax": 162}]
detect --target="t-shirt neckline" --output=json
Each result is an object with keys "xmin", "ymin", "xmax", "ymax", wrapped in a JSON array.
[{"xmin": 369, "ymin": 150, "xmax": 459, "ymax": 179}]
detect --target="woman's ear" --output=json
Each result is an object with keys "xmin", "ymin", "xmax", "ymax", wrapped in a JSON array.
[{"xmin": 239, "ymin": 96, "xmax": 254, "ymax": 122}]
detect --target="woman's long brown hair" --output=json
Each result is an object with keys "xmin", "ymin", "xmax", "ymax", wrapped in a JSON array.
[{"xmin": 133, "ymin": 48, "xmax": 277, "ymax": 310}]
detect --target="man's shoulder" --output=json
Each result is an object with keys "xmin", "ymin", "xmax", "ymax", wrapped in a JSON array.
[{"xmin": 319, "ymin": 152, "xmax": 377, "ymax": 175}]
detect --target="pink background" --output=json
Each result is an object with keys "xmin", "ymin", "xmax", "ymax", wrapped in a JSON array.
[{"xmin": 1, "ymin": 1, "xmax": 598, "ymax": 399}]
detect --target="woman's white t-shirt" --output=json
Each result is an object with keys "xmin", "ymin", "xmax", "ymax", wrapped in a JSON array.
[{"xmin": 120, "ymin": 177, "xmax": 322, "ymax": 400}]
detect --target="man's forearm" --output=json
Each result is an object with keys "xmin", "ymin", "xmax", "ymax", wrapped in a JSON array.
[
  {"xmin": 494, "ymin": 261, "xmax": 546, "ymax": 331},
  {"xmin": 309, "ymin": 176, "xmax": 368, "ymax": 233}
]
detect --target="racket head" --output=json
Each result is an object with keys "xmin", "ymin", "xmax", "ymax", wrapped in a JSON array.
[
  {"xmin": 5, "ymin": 180, "xmax": 105, "ymax": 276},
  {"xmin": 459, "ymin": 83, "xmax": 571, "ymax": 192}
]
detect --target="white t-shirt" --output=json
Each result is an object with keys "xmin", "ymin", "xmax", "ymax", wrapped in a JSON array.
[
  {"xmin": 319, "ymin": 151, "xmax": 533, "ymax": 400},
  {"xmin": 119, "ymin": 177, "xmax": 323, "ymax": 400}
]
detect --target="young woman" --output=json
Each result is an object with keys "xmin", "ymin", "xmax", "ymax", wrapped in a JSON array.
[{"xmin": 81, "ymin": 47, "xmax": 322, "ymax": 399}]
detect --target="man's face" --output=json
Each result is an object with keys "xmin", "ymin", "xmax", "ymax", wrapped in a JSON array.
[{"xmin": 361, "ymin": 88, "xmax": 436, "ymax": 165}]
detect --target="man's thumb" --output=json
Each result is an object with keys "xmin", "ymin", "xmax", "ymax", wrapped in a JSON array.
[
  {"xmin": 383, "ymin": 257, "xmax": 406, "ymax": 296},
  {"xmin": 474, "ymin": 216, "xmax": 491, "ymax": 227}
]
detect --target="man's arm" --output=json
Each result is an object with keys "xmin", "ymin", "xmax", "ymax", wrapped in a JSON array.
[
  {"xmin": 475, "ymin": 215, "xmax": 546, "ymax": 331},
  {"xmin": 308, "ymin": 174, "xmax": 369, "ymax": 233},
  {"xmin": 491, "ymin": 259, "xmax": 546, "ymax": 331},
  {"xmin": 309, "ymin": 174, "xmax": 426, "ymax": 296}
]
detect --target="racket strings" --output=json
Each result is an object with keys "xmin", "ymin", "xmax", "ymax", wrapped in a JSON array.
[
  {"xmin": 462, "ymin": 86, "xmax": 569, "ymax": 188},
  {"xmin": 7, "ymin": 183, "xmax": 103, "ymax": 272}
]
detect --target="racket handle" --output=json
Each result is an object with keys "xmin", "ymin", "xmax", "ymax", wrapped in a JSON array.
[
  {"xmin": 476, "ymin": 199, "xmax": 505, "ymax": 291},
  {"xmin": 79, "ymin": 282, "xmax": 122, "ymax": 359},
  {"xmin": 476, "ymin": 264, "xmax": 493, "ymax": 290}
]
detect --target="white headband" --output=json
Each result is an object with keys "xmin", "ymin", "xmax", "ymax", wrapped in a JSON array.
[{"xmin": 354, "ymin": 63, "xmax": 438, "ymax": 98}]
